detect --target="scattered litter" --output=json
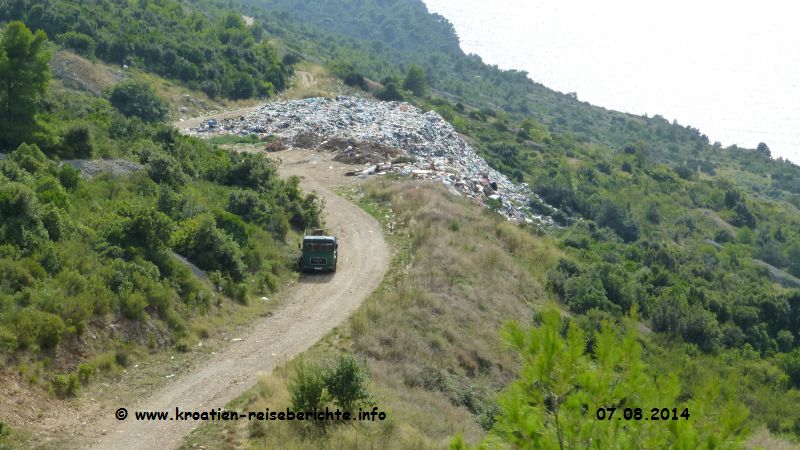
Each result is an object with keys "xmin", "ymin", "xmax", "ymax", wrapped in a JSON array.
[{"xmin": 231, "ymin": 338, "xmax": 243, "ymax": 342}]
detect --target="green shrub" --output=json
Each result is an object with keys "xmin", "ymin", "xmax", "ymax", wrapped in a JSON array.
[
  {"xmin": 115, "ymin": 348, "xmax": 131, "ymax": 367},
  {"xmin": 226, "ymin": 153, "xmax": 279, "ymax": 192},
  {"xmin": 40, "ymin": 205, "xmax": 67, "ymax": 242},
  {"xmin": 59, "ymin": 125, "xmax": 93, "ymax": 159},
  {"xmin": 173, "ymin": 215, "xmax": 246, "ymax": 281},
  {"xmin": 15, "ymin": 308, "xmax": 65, "ymax": 349},
  {"xmin": 56, "ymin": 31, "xmax": 95, "ymax": 57},
  {"xmin": 376, "ymin": 82, "xmax": 404, "ymax": 101},
  {"xmin": 782, "ymin": 349, "xmax": 800, "ymax": 388},
  {"xmin": 289, "ymin": 359, "xmax": 328, "ymax": 412},
  {"xmin": 0, "ymin": 182, "xmax": 49, "ymax": 249},
  {"xmin": 324, "ymin": 354, "xmax": 371, "ymax": 412},
  {"xmin": 0, "ymin": 324, "xmax": 17, "ymax": 353},
  {"xmin": 77, "ymin": 363, "xmax": 94, "ymax": 384},
  {"xmin": 147, "ymin": 153, "xmax": 187, "ymax": 187},
  {"xmin": 51, "ymin": 372, "xmax": 79, "ymax": 398},
  {"xmin": 57, "ymin": 164, "xmax": 80, "ymax": 190},
  {"xmin": 108, "ymin": 81, "xmax": 168, "ymax": 123},
  {"xmin": 121, "ymin": 292, "xmax": 148, "ymax": 320}
]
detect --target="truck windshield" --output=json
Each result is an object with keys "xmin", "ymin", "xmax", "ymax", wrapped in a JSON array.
[{"xmin": 304, "ymin": 242, "xmax": 334, "ymax": 252}]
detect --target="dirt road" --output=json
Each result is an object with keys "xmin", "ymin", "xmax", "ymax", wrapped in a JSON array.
[{"xmin": 85, "ymin": 149, "xmax": 390, "ymax": 449}]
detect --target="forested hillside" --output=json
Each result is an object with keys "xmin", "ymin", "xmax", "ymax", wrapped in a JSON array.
[
  {"xmin": 214, "ymin": 0, "xmax": 800, "ymax": 441},
  {"xmin": 1, "ymin": 0, "xmax": 291, "ymax": 99},
  {"xmin": 226, "ymin": 0, "xmax": 800, "ymax": 204},
  {"xmin": 0, "ymin": 0, "xmax": 799, "ymax": 447},
  {"xmin": 0, "ymin": 17, "xmax": 320, "ymax": 406}
]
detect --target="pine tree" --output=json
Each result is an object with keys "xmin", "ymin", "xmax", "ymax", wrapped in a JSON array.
[
  {"xmin": 475, "ymin": 310, "xmax": 749, "ymax": 449},
  {"xmin": 0, "ymin": 22, "xmax": 51, "ymax": 150},
  {"xmin": 402, "ymin": 64, "xmax": 427, "ymax": 97}
]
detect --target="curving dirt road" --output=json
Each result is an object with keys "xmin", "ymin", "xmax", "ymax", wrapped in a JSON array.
[{"xmin": 86, "ymin": 149, "xmax": 390, "ymax": 449}]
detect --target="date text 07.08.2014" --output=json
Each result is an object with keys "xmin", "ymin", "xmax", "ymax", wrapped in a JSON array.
[{"xmin": 595, "ymin": 407, "xmax": 690, "ymax": 421}]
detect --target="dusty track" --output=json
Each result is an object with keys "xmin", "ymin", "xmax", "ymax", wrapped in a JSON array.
[{"xmin": 83, "ymin": 149, "xmax": 389, "ymax": 449}]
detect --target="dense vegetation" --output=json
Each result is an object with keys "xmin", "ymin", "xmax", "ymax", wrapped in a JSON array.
[
  {"xmin": 2, "ymin": 0, "xmax": 800, "ymax": 446},
  {"xmin": 1, "ymin": 0, "xmax": 291, "ymax": 99},
  {"xmin": 0, "ymin": 22, "xmax": 320, "ymax": 397},
  {"xmin": 207, "ymin": 0, "xmax": 800, "ymax": 441}
]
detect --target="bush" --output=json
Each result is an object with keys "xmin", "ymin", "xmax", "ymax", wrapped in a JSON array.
[
  {"xmin": 172, "ymin": 215, "xmax": 246, "ymax": 281},
  {"xmin": 343, "ymin": 72, "xmax": 367, "ymax": 90},
  {"xmin": 376, "ymin": 82, "xmax": 404, "ymax": 101},
  {"xmin": 289, "ymin": 359, "xmax": 328, "ymax": 412},
  {"xmin": 108, "ymin": 81, "xmax": 168, "ymax": 123},
  {"xmin": 0, "ymin": 325, "xmax": 17, "ymax": 353},
  {"xmin": 402, "ymin": 65, "xmax": 427, "ymax": 97},
  {"xmin": 51, "ymin": 372, "xmax": 79, "ymax": 398},
  {"xmin": 77, "ymin": 363, "xmax": 94, "ymax": 384},
  {"xmin": 595, "ymin": 200, "xmax": 640, "ymax": 243},
  {"xmin": 121, "ymin": 292, "xmax": 148, "ymax": 320},
  {"xmin": 324, "ymin": 354, "xmax": 371, "ymax": 412},
  {"xmin": 115, "ymin": 348, "xmax": 131, "ymax": 367},
  {"xmin": 57, "ymin": 164, "xmax": 81, "ymax": 190},
  {"xmin": 56, "ymin": 31, "xmax": 96, "ymax": 57},
  {"xmin": 226, "ymin": 153, "xmax": 279, "ymax": 192},
  {"xmin": 0, "ymin": 182, "xmax": 49, "ymax": 249},
  {"xmin": 115, "ymin": 207, "xmax": 176, "ymax": 251},
  {"xmin": 147, "ymin": 153, "xmax": 187, "ymax": 186},
  {"xmin": 59, "ymin": 125, "xmax": 93, "ymax": 159},
  {"xmin": 781, "ymin": 349, "xmax": 800, "ymax": 388},
  {"xmin": 15, "ymin": 308, "xmax": 65, "ymax": 349}
]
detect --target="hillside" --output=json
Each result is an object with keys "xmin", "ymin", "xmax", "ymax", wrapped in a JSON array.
[
  {"xmin": 226, "ymin": 0, "xmax": 800, "ymax": 205},
  {"xmin": 0, "ymin": 0, "xmax": 799, "ymax": 448}
]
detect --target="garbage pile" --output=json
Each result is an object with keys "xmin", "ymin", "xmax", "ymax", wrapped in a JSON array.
[{"xmin": 191, "ymin": 96, "xmax": 555, "ymax": 224}]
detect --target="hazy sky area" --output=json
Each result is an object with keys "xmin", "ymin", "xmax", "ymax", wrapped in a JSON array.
[{"xmin": 422, "ymin": 0, "xmax": 800, "ymax": 163}]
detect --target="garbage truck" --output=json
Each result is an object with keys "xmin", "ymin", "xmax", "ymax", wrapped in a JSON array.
[{"xmin": 299, "ymin": 229, "xmax": 338, "ymax": 272}]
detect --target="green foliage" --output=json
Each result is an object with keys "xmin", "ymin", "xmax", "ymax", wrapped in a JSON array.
[
  {"xmin": 595, "ymin": 200, "xmax": 640, "ymax": 243},
  {"xmin": 403, "ymin": 64, "xmax": 427, "ymax": 97},
  {"xmin": 289, "ymin": 359, "xmax": 328, "ymax": 412},
  {"xmin": 110, "ymin": 207, "xmax": 176, "ymax": 252},
  {"xmin": 108, "ymin": 81, "xmax": 169, "ymax": 123},
  {"xmin": 376, "ymin": 81, "xmax": 404, "ymax": 101},
  {"xmin": 781, "ymin": 349, "xmax": 800, "ymax": 388},
  {"xmin": 172, "ymin": 214, "xmax": 246, "ymax": 281},
  {"xmin": 323, "ymin": 354, "xmax": 371, "ymax": 412},
  {"xmin": 485, "ymin": 310, "xmax": 749, "ymax": 449},
  {"xmin": 56, "ymin": 31, "xmax": 96, "ymax": 57},
  {"xmin": 0, "ymin": 180, "xmax": 49, "ymax": 250},
  {"xmin": 15, "ymin": 307, "xmax": 65, "ymax": 350},
  {"xmin": 0, "ymin": 22, "xmax": 51, "ymax": 150},
  {"xmin": 146, "ymin": 153, "xmax": 187, "ymax": 187},
  {"xmin": 1, "ymin": 0, "xmax": 290, "ymax": 100},
  {"xmin": 51, "ymin": 372, "xmax": 79, "ymax": 398},
  {"xmin": 59, "ymin": 125, "xmax": 93, "ymax": 159},
  {"xmin": 288, "ymin": 354, "xmax": 371, "ymax": 414}
]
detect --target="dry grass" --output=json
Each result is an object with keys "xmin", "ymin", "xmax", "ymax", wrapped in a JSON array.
[
  {"xmin": 745, "ymin": 426, "xmax": 800, "ymax": 450},
  {"xmin": 181, "ymin": 180, "xmax": 563, "ymax": 449},
  {"xmin": 50, "ymin": 50, "xmax": 127, "ymax": 95},
  {"xmin": 279, "ymin": 63, "xmax": 363, "ymax": 100}
]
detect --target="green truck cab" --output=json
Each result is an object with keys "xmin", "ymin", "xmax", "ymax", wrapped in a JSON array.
[{"xmin": 299, "ymin": 229, "xmax": 338, "ymax": 272}]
